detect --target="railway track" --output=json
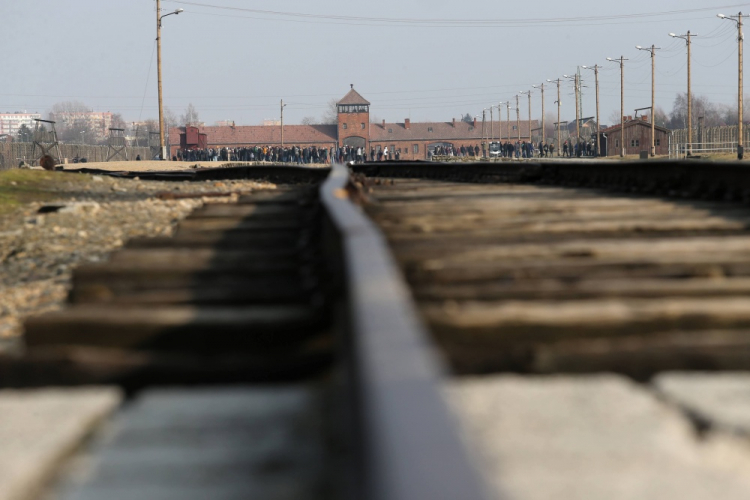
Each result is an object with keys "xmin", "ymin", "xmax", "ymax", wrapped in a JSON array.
[
  {"xmin": 353, "ymin": 160, "xmax": 750, "ymax": 499},
  {"xmin": 4, "ymin": 160, "xmax": 750, "ymax": 500}
]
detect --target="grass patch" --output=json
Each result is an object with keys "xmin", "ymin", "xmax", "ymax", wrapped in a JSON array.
[{"xmin": 0, "ymin": 169, "xmax": 90, "ymax": 215}]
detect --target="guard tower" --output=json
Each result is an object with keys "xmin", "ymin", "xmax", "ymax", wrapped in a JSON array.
[
  {"xmin": 106, "ymin": 128, "xmax": 128, "ymax": 161},
  {"xmin": 31, "ymin": 119, "xmax": 62, "ymax": 165},
  {"xmin": 337, "ymin": 85, "xmax": 370, "ymax": 151}
]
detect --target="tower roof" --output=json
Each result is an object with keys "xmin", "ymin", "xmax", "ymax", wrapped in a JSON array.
[{"xmin": 337, "ymin": 87, "xmax": 370, "ymax": 106}]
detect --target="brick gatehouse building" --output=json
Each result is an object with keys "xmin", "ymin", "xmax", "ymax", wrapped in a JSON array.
[{"xmin": 169, "ymin": 87, "xmax": 538, "ymax": 160}]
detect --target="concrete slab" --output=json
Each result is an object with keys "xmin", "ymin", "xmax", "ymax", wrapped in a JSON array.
[
  {"xmin": 57, "ymin": 386, "xmax": 327, "ymax": 500},
  {"xmin": 0, "ymin": 388, "xmax": 122, "ymax": 500},
  {"xmin": 655, "ymin": 372, "xmax": 750, "ymax": 434},
  {"xmin": 446, "ymin": 374, "xmax": 750, "ymax": 500}
]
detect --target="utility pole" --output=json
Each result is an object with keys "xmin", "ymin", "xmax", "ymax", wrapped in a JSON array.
[
  {"xmin": 156, "ymin": 0, "xmax": 164, "ymax": 160},
  {"xmin": 582, "ymin": 65, "xmax": 601, "ymax": 156},
  {"xmin": 548, "ymin": 78, "xmax": 562, "ymax": 156},
  {"xmin": 636, "ymin": 45, "xmax": 661, "ymax": 156},
  {"xmin": 719, "ymin": 13, "xmax": 749, "ymax": 159},
  {"xmin": 670, "ymin": 31, "xmax": 697, "ymax": 155},
  {"xmin": 533, "ymin": 84, "xmax": 545, "ymax": 145},
  {"xmin": 515, "ymin": 95, "xmax": 520, "ymax": 142},
  {"xmin": 519, "ymin": 91, "xmax": 532, "ymax": 143},
  {"xmin": 156, "ymin": 0, "xmax": 183, "ymax": 161},
  {"xmin": 505, "ymin": 101, "xmax": 510, "ymax": 142},
  {"xmin": 490, "ymin": 106, "xmax": 494, "ymax": 141},
  {"xmin": 482, "ymin": 108, "xmax": 487, "ymax": 155},
  {"xmin": 565, "ymin": 74, "xmax": 580, "ymax": 146},
  {"xmin": 280, "ymin": 100, "xmax": 287, "ymax": 148},
  {"xmin": 607, "ymin": 56, "xmax": 628, "ymax": 157}
]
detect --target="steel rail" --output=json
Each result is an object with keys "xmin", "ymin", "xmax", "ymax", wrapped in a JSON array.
[{"xmin": 320, "ymin": 163, "xmax": 491, "ymax": 500}]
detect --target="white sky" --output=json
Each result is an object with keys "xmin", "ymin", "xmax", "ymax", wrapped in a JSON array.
[{"xmin": 1, "ymin": 0, "xmax": 748, "ymax": 127}]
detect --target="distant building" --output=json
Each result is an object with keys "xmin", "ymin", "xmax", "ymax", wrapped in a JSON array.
[
  {"xmin": 0, "ymin": 111, "xmax": 42, "ymax": 136},
  {"xmin": 600, "ymin": 116, "xmax": 670, "ymax": 156},
  {"xmin": 169, "ymin": 87, "xmax": 538, "ymax": 159},
  {"xmin": 48, "ymin": 111, "xmax": 113, "ymax": 140}
]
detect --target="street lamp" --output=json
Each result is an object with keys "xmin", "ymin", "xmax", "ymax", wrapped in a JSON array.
[
  {"xmin": 718, "ymin": 13, "xmax": 748, "ymax": 159},
  {"xmin": 548, "ymin": 78, "xmax": 562, "ymax": 155},
  {"xmin": 532, "ymin": 84, "xmax": 545, "ymax": 146},
  {"xmin": 636, "ymin": 45, "xmax": 660, "ymax": 156},
  {"xmin": 607, "ymin": 56, "xmax": 628, "ymax": 157},
  {"xmin": 156, "ymin": 1, "xmax": 184, "ymax": 160},
  {"xmin": 280, "ymin": 100, "xmax": 287, "ymax": 148},
  {"xmin": 519, "ymin": 91, "xmax": 532, "ymax": 144}
]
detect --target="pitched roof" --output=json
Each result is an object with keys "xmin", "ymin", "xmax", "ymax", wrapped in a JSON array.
[
  {"xmin": 601, "ymin": 119, "xmax": 670, "ymax": 134},
  {"xmin": 370, "ymin": 120, "xmax": 539, "ymax": 142},
  {"xmin": 337, "ymin": 88, "xmax": 371, "ymax": 106},
  {"xmin": 170, "ymin": 124, "xmax": 337, "ymax": 146}
]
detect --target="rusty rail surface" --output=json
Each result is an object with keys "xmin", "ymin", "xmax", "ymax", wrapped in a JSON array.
[{"xmin": 321, "ymin": 164, "xmax": 490, "ymax": 500}]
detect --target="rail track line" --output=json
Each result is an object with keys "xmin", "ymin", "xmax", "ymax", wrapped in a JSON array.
[{"xmin": 6, "ymin": 160, "xmax": 750, "ymax": 500}]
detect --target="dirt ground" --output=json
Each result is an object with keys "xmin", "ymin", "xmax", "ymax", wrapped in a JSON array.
[{"xmin": 55, "ymin": 160, "xmax": 230, "ymax": 172}]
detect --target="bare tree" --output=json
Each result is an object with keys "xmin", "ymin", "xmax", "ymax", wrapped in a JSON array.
[
  {"xmin": 49, "ymin": 101, "xmax": 90, "ymax": 117},
  {"xmin": 164, "ymin": 107, "xmax": 179, "ymax": 130},
  {"xmin": 111, "ymin": 113, "xmax": 126, "ymax": 130},
  {"xmin": 320, "ymin": 98, "xmax": 338, "ymax": 124},
  {"xmin": 301, "ymin": 116, "xmax": 317, "ymax": 125},
  {"xmin": 180, "ymin": 103, "xmax": 201, "ymax": 126}
]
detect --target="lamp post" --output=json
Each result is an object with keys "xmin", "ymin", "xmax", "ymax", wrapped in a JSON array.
[
  {"xmin": 280, "ymin": 100, "xmax": 287, "ymax": 148},
  {"xmin": 533, "ymin": 84, "xmax": 545, "ymax": 146},
  {"xmin": 515, "ymin": 95, "xmax": 521, "ymax": 142},
  {"xmin": 520, "ymin": 91, "xmax": 532, "ymax": 144},
  {"xmin": 670, "ymin": 31, "xmax": 696, "ymax": 155},
  {"xmin": 489, "ymin": 106, "xmax": 494, "ymax": 141},
  {"xmin": 607, "ymin": 56, "xmax": 628, "ymax": 157},
  {"xmin": 548, "ymin": 78, "xmax": 562, "ymax": 155},
  {"xmin": 563, "ymin": 74, "xmax": 580, "ymax": 147},
  {"xmin": 156, "ymin": 0, "xmax": 183, "ymax": 160},
  {"xmin": 582, "ymin": 65, "xmax": 601, "ymax": 157},
  {"xmin": 718, "ymin": 13, "xmax": 749, "ymax": 159},
  {"xmin": 636, "ymin": 45, "xmax": 661, "ymax": 156}
]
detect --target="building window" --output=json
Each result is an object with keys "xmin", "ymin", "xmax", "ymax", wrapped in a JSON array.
[
  {"xmin": 630, "ymin": 139, "xmax": 640, "ymax": 147},
  {"xmin": 615, "ymin": 140, "xmax": 619, "ymax": 148},
  {"xmin": 388, "ymin": 128, "xmax": 393, "ymax": 133},
  {"xmin": 361, "ymin": 123, "xmax": 365, "ymax": 129},
  {"xmin": 342, "ymin": 123, "xmax": 347, "ymax": 130},
  {"xmin": 413, "ymin": 144, "xmax": 419, "ymax": 153},
  {"xmin": 428, "ymin": 127, "xmax": 433, "ymax": 132},
  {"xmin": 656, "ymin": 138, "xmax": 661, "ymax": 146},
  {"xmin": 512, "ymin": 125, "xmax": 517, "ymax": 130}
]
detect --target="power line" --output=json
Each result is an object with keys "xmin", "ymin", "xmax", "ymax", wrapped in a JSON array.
[{"xmin": 162, "ymin": 0, "xmax": 750, "ymax": 28}]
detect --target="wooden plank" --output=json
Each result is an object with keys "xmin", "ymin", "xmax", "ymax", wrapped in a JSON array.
[
  {"xmin": 424, "ymin": 297, "xmax": 750, "ymax": 344},
  {"xmin": 69, "ymin": 282, "xmax": 315, "ymax": 305},
  {"xmin": 24, "ymin": 305, "xmax": 329, "ymax": 352},
  {"xmin": 0, "ymin": 343, "xmax": 333, "ymax": 389}
]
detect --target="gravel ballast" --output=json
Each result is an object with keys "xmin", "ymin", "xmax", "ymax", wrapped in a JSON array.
[{"xmin": 0, "ymin": 169, "xmax": 277, "ymax": 345}]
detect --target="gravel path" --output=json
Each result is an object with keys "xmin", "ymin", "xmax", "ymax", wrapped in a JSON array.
[{"xmin": 0, "ymin": 170, "xmax": 276, "ymax": 346}]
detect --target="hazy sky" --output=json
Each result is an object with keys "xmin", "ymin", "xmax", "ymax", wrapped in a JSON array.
[{"xmin": 2, "ymin": 0, "xmax": 748, "ymax": 127}]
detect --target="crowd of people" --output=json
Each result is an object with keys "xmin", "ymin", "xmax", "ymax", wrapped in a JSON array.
[
  {"xmin": 176, "ymin": 145, "xmax": 331, "ymax": 164},
  {"xmin": 428, "ymin": 139, "xmax": 599, "ymax": 159},
  {"xmin": 172, "ymin": 138, "xmax": 599, "ymax": 164}
]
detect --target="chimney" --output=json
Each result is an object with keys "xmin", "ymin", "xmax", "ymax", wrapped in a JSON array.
[
  {"xmin": 452, "ymin": 118, "xmax": 456, "ymax": 127},
  {"xmin": 405, "ymin": 118, "xmax": 410, "ymax": 130},
  {"xmin": 642, "ymin": 115, "xmax": 648, "ymax": 122},
  {"xmin": 473, "ymin": 117, "xmax": 477, "ymax": 127},
  {"xmin": 382, "ymin": 119, "xmax": 386, "ymax": 128}
]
